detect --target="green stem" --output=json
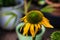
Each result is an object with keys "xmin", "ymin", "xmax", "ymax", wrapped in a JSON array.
[{"xmin": 32, "ymin": 35, "xmax": 36, "ymax": 40}]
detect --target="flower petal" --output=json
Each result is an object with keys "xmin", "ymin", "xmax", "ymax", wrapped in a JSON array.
[
  {"xmin": 35, "ymin": 24, "xmax": 39, "ymax": 34},
  {"xmin": 42, "ymin": 22, "xmax": 53, "ymax": 28},
  {"xmin": 21, "ymin": 16, "xmax": 27, "ymax": 23},
  {"xmin": 42, "ymin": 19, "xmax": 53, "ymax": 28},
  {"xmin": 20, "ymin": 27, "xmax": 23, "ymax": 32},
  {"xmin": 20, "ymin": 16, "xmax": 26, "ymax": 21},
  {"xmin": 30, "ymin": 24, "xmax": 35, "ymax": 37},
  {"xmin": 43, "ymin": 17, "xmax": 49, "ymax": 22},
  {"xmin": 23, "ymin": 23, "xmax": 31, "ymax": 35},
  {"xmin": 24, "ymin": 19, "xmax": 27, "ymax": 22},
  {"xmin": 38, "ymin": 24, "xmax": 41, "ymax": 29}
]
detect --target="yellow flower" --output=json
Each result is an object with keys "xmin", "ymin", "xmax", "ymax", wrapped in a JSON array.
[{"xmin": 21, "ymin": 10, "xmax": 53, "ymax": 37}]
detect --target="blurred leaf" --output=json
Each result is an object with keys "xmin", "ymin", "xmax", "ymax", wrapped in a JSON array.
[
  {"xmin": 10, "ymin": 17, "xmax": 17, "ymax": 29},
  {"xmin": 3, "ymin": 12, "xmax": 17, "ymax": 16},
  {"xmin": 12, "ymin": 17, "xmax": 17, "ymax": 26},
  {"xmin": 27, "ymin": 0, "xmax": 32, "ymax": 9},
  {"xmin": 4, "ymin": 15, "xmax": 14, "ymax": 27},
  {"xmin": 51, "ymin": 31, "xmax": 60, "ymax": 40},
  {"xmin": 3, "ymin": 12, "xmax": 17, "ymax": 27},
  {"xmin": 24, "ymin": 0, "xmax": 27, "ymax": 14},
  {"xmin": 41, "ymin": 5, "xmax": 55, "ymax": 13},
  {"xmin": 24, "ymin": 0, "xmax": 32, "ymax": 15},
  {"xmin": 0, "ymin": 0, "xmax": 3, "ymax": 6},
  {"xmin": 38, "ymin": 0, "xmax": 45, "ymax": 5}
]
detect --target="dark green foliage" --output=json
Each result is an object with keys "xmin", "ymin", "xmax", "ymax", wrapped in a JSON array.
[
  {"xmin": 51, "ymin": 31, "xmax": 60, "ymax": 40},
  {"xmin": 0, "ymin": 0, "xmax": 3, "ymax": 6},
  {"xmin": 0, "ymin": 0, "xmax": 17, "ymax": 7}
]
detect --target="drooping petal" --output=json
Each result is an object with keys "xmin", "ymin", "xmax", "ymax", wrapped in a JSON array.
[
  {"xmin": 43, "ymin": 17, "xmax": 49, "ymax": 22},
  {"xmin": 30, "ymin": 24, "xmax": 35, "ymax": 37},
  {"xmin": 20, "ymin": 16, "xmax": 26, "ymax": 21},
  {"xmin": 20, "ymin": 27, "xmax": 23, "ymax": 32},
  {"xmin": 23, "ymin": 23, "xmax": 31, "ymax": 35},
  {"xmin": 38, "ymin": 24, "xmax": 41, "ymax": 29},
  {"xmin": 35, "ymin": 24, "xmax": 39, "ymax": 34},
  {"xmin": 20, "ymin": 16, "xmax": 27, "ymax": 22},
  {"xmin": 42, "ymin": 17, "xmax": 53, "ymax": 28},
  {"xmin": 42, "ymin": 22, "xmax": 53, "ymax": 28},
  {"xmin": 24, "ymin": 19, "xmax": 27, "ymax": 22}
]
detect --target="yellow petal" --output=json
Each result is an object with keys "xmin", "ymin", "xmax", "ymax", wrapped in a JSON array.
[
  {"xmin": 42, "ymin": 20, "xmax": 53, "ymax": 28},
  {"xmin": 43, "ymin": 17, "xmax": 49, "ymax": 22},
  {"xmin": 20, "ymin": 16, "xmax": 27, "ymax": 22},
  {"xmin": 35, "ymin": 24, "xmax": 39, "ymax": 34},
  {"xmin": 41, "ymin": 17, "xmax": 53, "ymax": 28},
  {"xmin": 24, "ymin": 19, "xmax": 27, "ymax": 22},
  {"xmin": 20, "ymin": 16, "xmax": 26, "ymax": 21},
  {"xmin": 30, "ymin": 24, "xmax": 35, "ymax": 37},
  {"xmin": 23, "ymin": 23, "xmax": 30, "ymax": 35},
  {"xmin": 38, "ymin": 24, "xmax": 41, "ymax": 29},
  {"xmin": 20, "ymin": 27, "xmax": 23, "ymax": 32}
]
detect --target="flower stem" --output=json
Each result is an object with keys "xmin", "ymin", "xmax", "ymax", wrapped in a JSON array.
[
  {"xmin": 24, "ymin": 0, "xmax": 27, "ymax": 15},
  {"xmin": 32, "ymin": 35, "xmax": 36, "ymax": 40}
]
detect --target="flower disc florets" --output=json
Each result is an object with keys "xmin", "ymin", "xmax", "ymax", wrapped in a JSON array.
[{"xmin": 26, "ymin": 11, "xmax": 43, "ymax": 24}]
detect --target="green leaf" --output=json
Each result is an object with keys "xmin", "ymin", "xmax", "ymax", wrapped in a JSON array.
[
  {"xmin": 3, "ymin": 12, "xmax": 17, "ymax": 27},
  {"xmin": 10, "ymin": 17, "xmax": 17, "ymax": 29},
  {"xmin": 51, "ymin": 31, "xmax": 60, "ymax": 40},
  {"xmin": 12, "ymin": 17, "xmax": 17, "ymax": 27},
  {"xmin": 4, "ymin": 15, "xmax": 15, "ymax": 27},
  {"xmin": 38, "ymin": 0, "xmax": 45, "ymax": 5},
  {"xmin": 41, "ymin": 5, "xmax": 55, "ymax": 13},
  {"xmin": 0, "ymin": 0, "xmax": 3, "ymax": 6},
  {"xmin": 27, "ymin": 0, "xmax": 32, "ymax": 9},
  {"xmin": 3, "ymin": 12, "xmax": 17, "ymax": 16}
]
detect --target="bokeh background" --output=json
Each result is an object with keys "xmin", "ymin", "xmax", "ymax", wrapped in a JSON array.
[{"xmin": 0, "ymin": 0, "xmax": 60, "ymax": 40}]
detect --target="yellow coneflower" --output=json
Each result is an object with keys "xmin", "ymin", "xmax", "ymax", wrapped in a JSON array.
[{"xmin": 21, "ymin": 10, "xmax": 53, "ymax": 37}]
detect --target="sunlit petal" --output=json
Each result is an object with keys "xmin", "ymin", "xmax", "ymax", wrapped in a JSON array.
[
  {"xmin": 38, "ymin": 24, "xmax": 41, "ymax": 29},
  {"xmin": 42, "ymin": 21, "xmax": 53, "ymax": 28},
  {"xmin": 24, "ymin": 19, "xmax": 27, "ymax": 22},
  {"xmin": 35, "ymin": 24, "xmax": 39, "ymax": 34},
  {"xmin": 30, "ymin": 24, "xmax": 35, "ymax": 37},
  {"xmin": 43, "ymin": 17, "xmax": 49, "ymax": 22},
  {"xmin": 20, "ymin": 27, "xmax": 23, "ymax": 32},
  {"xmin": 20, "ymin": 16, "xmax": 26, "ymax": 21},
  {"xmin": 23, "ymin": 23, "xmax": 31, "ymax": 35}
]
